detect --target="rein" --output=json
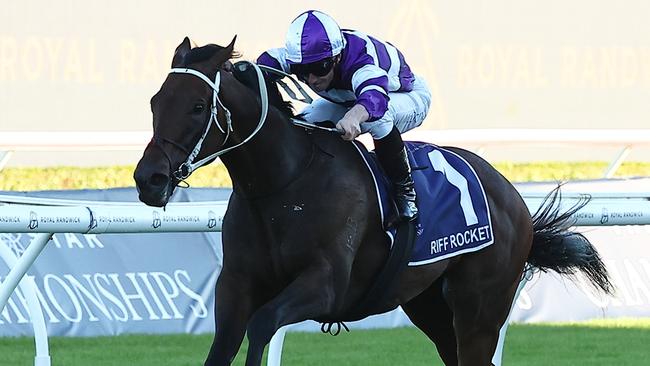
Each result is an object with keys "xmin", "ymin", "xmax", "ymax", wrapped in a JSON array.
[
  {"xmin": 257, "ymin": 65, "xmax": 342, "ymax": 134},
  {"xmin": 167, "ymin": 62, "xmax": 269, "ymax": 179}
]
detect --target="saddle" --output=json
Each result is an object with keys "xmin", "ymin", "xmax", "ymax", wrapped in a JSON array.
[{"xmin": 353, "ymin": 140, "xmax": 494, "ymax": 266}]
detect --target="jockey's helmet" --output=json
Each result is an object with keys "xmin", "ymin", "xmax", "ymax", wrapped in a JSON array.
[{"xmin": 285, "ymin": 10, "xmax": 346, "ymax": 65}]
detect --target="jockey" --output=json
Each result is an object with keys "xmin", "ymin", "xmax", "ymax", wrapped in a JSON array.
[{"xmin": 257, "ymin": 10, "xmax": 431, "ymax": 222}]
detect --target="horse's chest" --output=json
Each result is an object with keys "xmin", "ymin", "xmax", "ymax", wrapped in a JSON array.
[{"xmin": 261, "ymin": 207, "xmax": 311, "ymax": 244}]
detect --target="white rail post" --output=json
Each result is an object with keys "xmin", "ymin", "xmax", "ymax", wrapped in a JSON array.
[
  {"xmin": 603, "ymin": 146, "xmax": 631, "ymax": 178},
  {"xmin": 0, "ymin": 233, "xmax": 52, "ymax": 312},
  {"xmin": 0, "ymin": 237, "xmax": 51, "ymax": 366},
  {"xmin": 268, "ymin": 326, "xmax": 290, "ymax": 366},
  {"xmin": 0, "ymin": 150, "xmax": 13, "ymax": 171}
]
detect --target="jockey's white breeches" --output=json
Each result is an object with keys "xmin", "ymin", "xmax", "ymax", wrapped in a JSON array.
[{"xmin": 300, "ymin": 75, "xmax": 431, "ymax": 139}]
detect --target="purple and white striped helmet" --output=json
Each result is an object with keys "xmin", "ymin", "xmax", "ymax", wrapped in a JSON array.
[{"xmin": 285, "ymin": 10, "xmax": 346, "ymax": 64}]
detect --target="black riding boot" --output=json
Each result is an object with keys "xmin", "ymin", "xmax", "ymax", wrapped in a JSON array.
[{"xmin": 374, "ymin": 127, "xmax": 418, "ymax": 222}]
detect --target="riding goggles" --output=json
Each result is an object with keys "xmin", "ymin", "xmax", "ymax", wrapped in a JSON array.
[{"xmin": 290, "ymin": 57, "xmax": 336, "ymax": 80}]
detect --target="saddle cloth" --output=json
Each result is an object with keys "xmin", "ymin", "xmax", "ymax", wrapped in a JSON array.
[{"xmin": 352, "ymin": 141, "xmax": 494, "ymax": 266}]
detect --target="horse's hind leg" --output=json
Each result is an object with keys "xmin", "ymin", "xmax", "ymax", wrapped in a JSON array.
[
  {"xmin": 402, "ymin": 277, "xmax": 458, "ymax": 365},
  {"xmin": 446, "ymin": 256, "xmax": 523, "ymax": 366}
]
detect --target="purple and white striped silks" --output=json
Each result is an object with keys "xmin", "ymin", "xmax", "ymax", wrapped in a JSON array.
[
  {"xmin": 285, "ymin": 10, "xmax": 346, "ymax": 64},
  {"xmin": 257, "ymin": 12, "xmax": 420, "ymax": 122}
]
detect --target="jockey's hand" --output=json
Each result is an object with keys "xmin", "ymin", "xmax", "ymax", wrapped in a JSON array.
[
  {"xmin": 336, "ymin": 116, "xmax": 362, "ymax": 141},
  {"xmin": 336, "ymin": 104, "xmax": 369, "ymax": 141}
]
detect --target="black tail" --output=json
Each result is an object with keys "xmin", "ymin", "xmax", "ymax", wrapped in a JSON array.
[{"xmin": 528, "ymin": 185, "xmax": 614, "ymax": 295}]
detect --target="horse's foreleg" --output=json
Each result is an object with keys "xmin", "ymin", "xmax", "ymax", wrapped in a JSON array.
[
  {"xmin": 244, "ymin": 259, "xmax": 343, "ymax": 366},
  {"xmin": 204, "ymin": 272, "xmax": 256, "ymax": 366}
]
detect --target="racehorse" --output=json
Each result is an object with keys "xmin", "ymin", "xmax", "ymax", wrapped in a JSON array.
[{"xmin": 134, "ymin": 37, "xmax": 613, "ymax": 366}]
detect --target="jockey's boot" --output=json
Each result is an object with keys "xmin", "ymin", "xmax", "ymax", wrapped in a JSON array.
[{"xmin": 374, "ymin": 127, "xmax": 418, "ymax": 222}]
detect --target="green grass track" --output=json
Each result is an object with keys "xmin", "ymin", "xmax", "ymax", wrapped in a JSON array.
[{"xmin": 2, "ymin": 321, "xmax": 650, "ymax": 365}]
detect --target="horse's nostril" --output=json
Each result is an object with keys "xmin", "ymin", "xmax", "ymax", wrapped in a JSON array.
[{"xmin": 149, "ymin": 173, "xmax": 170, "ymax": 188}]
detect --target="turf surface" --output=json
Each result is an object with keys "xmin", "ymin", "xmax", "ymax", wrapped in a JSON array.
[{"xmin": 2, "ymin": 321, "xmax": 649, "ymax": 365}]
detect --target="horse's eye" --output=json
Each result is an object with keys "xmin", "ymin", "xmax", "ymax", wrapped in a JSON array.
[{"xmin": 192, "ymin": 104, "xmax": 205, "ymax": 114}]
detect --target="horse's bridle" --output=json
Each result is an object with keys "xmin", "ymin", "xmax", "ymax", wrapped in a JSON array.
[{"xmin": 164, "ymin": 62, "xmax": 270, "ymax": 180}]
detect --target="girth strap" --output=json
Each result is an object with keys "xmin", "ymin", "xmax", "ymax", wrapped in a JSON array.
[{"xmin": 346, "ymin": 220, "xmax": 417, "ymax": 319}]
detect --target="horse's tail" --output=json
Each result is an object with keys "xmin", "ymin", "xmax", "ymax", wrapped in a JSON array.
[{"xmin": 527, "ymin": 185, "xmax": 614, "ymax": 295}]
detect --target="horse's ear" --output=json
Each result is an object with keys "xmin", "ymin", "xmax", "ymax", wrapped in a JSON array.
[
  {"xmin": 172, "ymin": 37, "xmax": 192, "ymax": 67},
  {"xmin": 221, "ymin": 35, "xmax": 237, "ymax": 66},
  {"xmin": 208, "ymin": 35, "xmax": 238, "ymax": 70},
  {"xmin": 225, "ymin": 35, "xmax": 237, "ymax": 55}
]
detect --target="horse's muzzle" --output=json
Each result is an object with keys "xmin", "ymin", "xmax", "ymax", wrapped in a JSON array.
[{"xmin": 134, "ymin": 171, "xmax": 172, "ymax": 207}]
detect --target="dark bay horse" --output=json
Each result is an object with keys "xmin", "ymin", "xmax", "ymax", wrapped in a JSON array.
[{"xmin": 134, "ymin": 37, "xmax": 613, "ymax": 366}]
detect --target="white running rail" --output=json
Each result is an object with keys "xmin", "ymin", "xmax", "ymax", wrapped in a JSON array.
[{"xmin": 1, "ymin": 192, "xmax": 650, "ymax": 365}]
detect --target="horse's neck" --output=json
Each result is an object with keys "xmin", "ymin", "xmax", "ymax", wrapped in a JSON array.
[{"xmin": 220, "ymin": 83, "xmax": 312, "ymax": 199}]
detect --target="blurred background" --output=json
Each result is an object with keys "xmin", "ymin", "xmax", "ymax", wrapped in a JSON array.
[{"xmin": 2, "ymin": 0, "xmax": 650, "ymax": 166}]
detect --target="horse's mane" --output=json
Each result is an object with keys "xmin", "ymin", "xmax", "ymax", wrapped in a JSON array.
[
  {"xmin": 180, "ymin": 44, "xmax": 294, "ymax": 120},
  {"xmin": 262, "ymin": 76, "xmax": 295, "ymax": 119},
  {"xmin": 181, "ymin": 44, "xmax": 241, "ymax": 66},
  {"xmin": 231, "ymin": 62, "xmax": 295, "ymax": 119}
]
